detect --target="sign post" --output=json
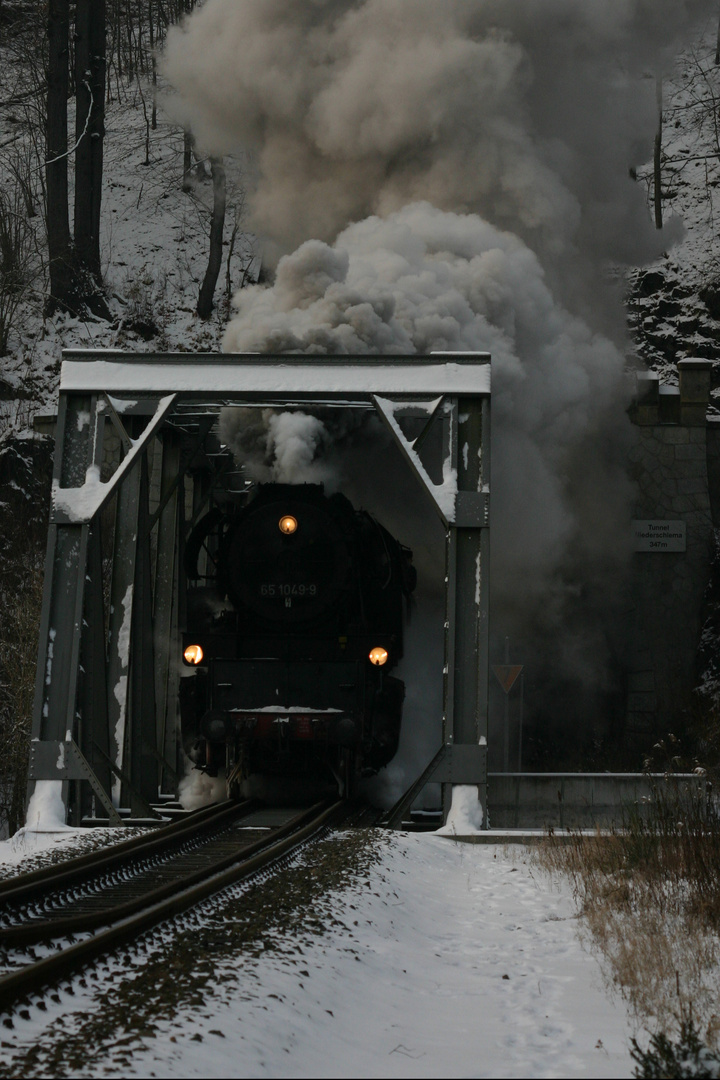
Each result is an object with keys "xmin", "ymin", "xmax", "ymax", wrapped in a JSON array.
[
  {"xmin": 632, "ymin": 520, "xmax": 686, "ymax": 552},
  {"xmin": 493, "ymin": 641, "xmax": 523, "ymax": 772}
]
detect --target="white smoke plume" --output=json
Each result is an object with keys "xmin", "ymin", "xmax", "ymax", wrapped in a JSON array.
[
  {"xmin": 221, "ymin": 203, "xmax": 633, "ymax": 602},
  {"xmin": 219, "ymin": 407, "xmax": 330, "ymax": 485},
  {"xmin": 162, "ymin": 1, "xmax": 714, "ymax": 776},
  {"xmin": 215, "ymin": 203, "xmax": 632, "ymax": 788},
  {"xmin": 218, "ymin": 405, "xmax": 373, "ymax": 487},
  {"xmin": 178, "ymin": 764, "xmax": 226, "ymax": 810},
  {"xmin": 161, "ymin": 0, "xmax": 710, "ymax": 283}
]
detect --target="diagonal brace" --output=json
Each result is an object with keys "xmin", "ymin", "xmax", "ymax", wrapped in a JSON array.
[
  {"xmin": 373, "ymin": 394, "xmax": 455, "ymax": 526},
  {"xmin": 51, "ymin": 394, "xmax": 176, "ymax": 525}
]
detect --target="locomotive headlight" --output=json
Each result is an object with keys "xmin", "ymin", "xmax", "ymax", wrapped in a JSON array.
[
  {"xmin": 279, "ymin": 515, "xmax": 298, "ymax": 535},
  {"xmin": 184, "ymin": 643, "xmax": 204, "ymax": 665},
  {"xmin": 369, "ymin": 646, "xmax": 388, "ymax": 666}
]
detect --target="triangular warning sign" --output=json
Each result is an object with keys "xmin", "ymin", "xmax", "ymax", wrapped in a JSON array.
[{"xmin": 492, "ymin": 664, "xmax": 523, "ymax": 694}]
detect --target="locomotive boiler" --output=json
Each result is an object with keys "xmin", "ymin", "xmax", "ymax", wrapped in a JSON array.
[{"xmin": 180, "ymin": 483, "xmax": 416, "ymax": 797}]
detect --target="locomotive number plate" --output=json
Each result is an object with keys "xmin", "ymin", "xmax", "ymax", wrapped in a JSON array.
[{"xmin": 260, "ymin": 583, "xmax": 318, "ymax": 597}]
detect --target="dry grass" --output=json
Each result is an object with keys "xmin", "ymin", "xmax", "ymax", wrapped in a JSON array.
[{"xmin": 537, "ymin": 775, "xmax": 720, "ymax": 1047}]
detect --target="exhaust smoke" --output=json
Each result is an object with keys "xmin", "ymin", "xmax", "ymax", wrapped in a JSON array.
[
  {"xmin": 162, "ymin": 0, "xmax": 706, "ymax": 280},
  {"xmin": 162, "ymin": 0, "xmax": 713, "ymax": 787}
]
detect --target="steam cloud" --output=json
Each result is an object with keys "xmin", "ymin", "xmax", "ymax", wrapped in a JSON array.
[
  {"xmin": 218, "ymin": 406, "xmax": 372, "ymax": 487},
  {"xmin": 163, "ymin": 1, "xmax": 713, "ymax": 780},
  {"xmin": 223, "ymin": 201, "xmax": 632, "ymax": 616},
  {"xmin": 161, "ymin": 0, "xmax": 709, "ymax": 281},
  {"xmin": 178, "ymin": 765, "xmax": 226, "ymax": 811}
]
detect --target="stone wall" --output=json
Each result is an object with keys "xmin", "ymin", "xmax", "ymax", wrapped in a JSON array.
[
  {"xmin": 625, "ymin": 360, "xmax": 715, "ymax": 745},
  {"xmin": 488, "ymin": 772, "xmax": 707, "ymax": 829}
]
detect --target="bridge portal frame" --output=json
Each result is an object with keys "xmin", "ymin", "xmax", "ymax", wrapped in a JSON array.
[{"xmin": 28, "ymin": 350, "xmax": 491, "ymax": 827}]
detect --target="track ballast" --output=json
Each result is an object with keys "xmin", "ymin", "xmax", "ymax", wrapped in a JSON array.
[{"xmin": 0, "ymin": 798, "xmax": 349, "ymax": 1012}]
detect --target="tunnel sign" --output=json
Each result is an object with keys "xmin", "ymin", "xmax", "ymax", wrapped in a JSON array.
[
  {"xmin": 632, "ymin": 520, "xmax": 686, "ymax": 552},
  {"xmin": 493, "ymin": 665, "xmax": 523, "ymax": 694}
]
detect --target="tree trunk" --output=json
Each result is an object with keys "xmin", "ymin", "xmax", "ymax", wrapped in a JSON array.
[
  {"xmin": 149, "ymin": 0, "xmax": 157, "ymax": 129},
  {"xmin": 126, "ymin": 0, "xmax": 134, "ymax": 82},
  {"xmin": 114, "ymin": 0, "xmax": 123, "ymax": 83},
  {"xmin": 653, "ymin": 74, "xmax": 663, "ymax": 230},
  {"xmin": 45, "ymin": 0, "xmax": 74, "ymax": 313},
  {"xmin": 197, "ymin": 157, "xmax": 226, "ymax": 319},
  {"xmin": 182, "ymin": 129, "xmax": 193, "ymax": 191},
  {"xmin": 74, "ymin": 0, "xmax": 108, "ymax": 312}
]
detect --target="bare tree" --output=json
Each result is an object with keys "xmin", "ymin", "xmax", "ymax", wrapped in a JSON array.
[
  {"xmin": 46, "ymin": 0, "xmax": 74, "ymax": 312},
  {"xmin": 182, "ymin": 130, "xmax": 194, "ymax": 191},
  {"xmin": 0, "ymin": 187, "xmax": 38, "ymax": 355},
  {"xmin": 197, "ymin": 156, "xmax": 226, "ymax": 319},
  {"xmin": 74, "ymin": 0, "xmax": 108, "ymax": 311},
  {"xmin": 149, "ymin": 0, "xmax": 158, "ymax": 129},
  {"xmin": 45, "ymin": 0, "xmax": 109, "ymax": 316},
  {"xmin": 654, "ymin": 74, "xmax": 663, "ymax": 229}
]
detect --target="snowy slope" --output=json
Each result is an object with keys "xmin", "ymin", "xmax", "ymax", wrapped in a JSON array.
[
  {"xmin": 627, "ymin": 20, "xmax": 720, "ymax": 392},
  {"xmin": 0, "ymin": 60, "xmax": 255, "ymax": 440},
  {"xmin": 0, "ymin": 831, "xmax": 634, "ymax": 1079}
]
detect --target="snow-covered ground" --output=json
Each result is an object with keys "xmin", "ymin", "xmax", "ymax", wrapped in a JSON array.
[
  {"xmin": 0, "ymin": 830, "xmax": 633, "ymax": 1079},
  {"xmin": 0, "ymin": 818, "xmax": 148, "ymax": 881},
  {"xmin": 3, "ymin": 11, "xmax": 718, "ymax": 1076}
]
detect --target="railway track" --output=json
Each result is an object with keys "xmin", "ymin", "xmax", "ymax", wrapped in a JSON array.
[{"xmin": 0, "ymin": 797, "xmax": 347, "ymax": 1013}]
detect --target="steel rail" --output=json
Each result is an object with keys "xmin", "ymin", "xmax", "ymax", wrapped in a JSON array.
[
  {"xmin": 0, "ymin": 799, "xmax": 255, "ymax": 908},
  {"xmin": 0, "ymin": 799, "xmax": 345, "ymax": 1013},
  {"xmin": 0, "ymin": 799, "xmax": 260, "ymax": 945}
]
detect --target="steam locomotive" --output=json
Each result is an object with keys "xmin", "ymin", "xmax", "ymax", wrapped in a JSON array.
[{"xmin": 180, "ymin": 483, "xmax": 416, "ymax": 797}]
